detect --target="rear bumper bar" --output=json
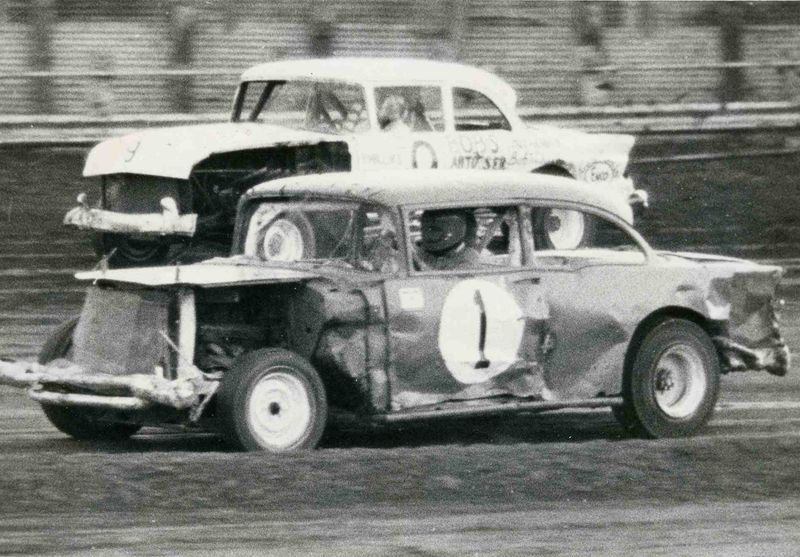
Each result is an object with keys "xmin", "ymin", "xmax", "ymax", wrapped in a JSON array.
[
  {"xmin": 0, "ymin": 359, "xmax": 217, "ymax": 413},
  {"xmin": 713, "ymin": 336, "xmax": 790, "ymax": 377}
]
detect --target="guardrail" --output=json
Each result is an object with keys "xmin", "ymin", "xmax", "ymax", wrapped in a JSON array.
[
  {"xmin": 2, "ymin": 102, "xmax": 798, "ymax": 147},
  {"xmin": 0, "ymin": 60, "xmax": 797, "ymax": 79},
  {"xmin": 0, "ymin": 58, "xmax": 797, "ymax": 145}
]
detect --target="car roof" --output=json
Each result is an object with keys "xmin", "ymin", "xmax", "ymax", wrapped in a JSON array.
[
  {"xmin": 245, "ymin": 170, "xmax": 634, "ymax": 223},
  {"xmin": 240, "ymin": 57, "xmax": 517, "ymax": 111}
]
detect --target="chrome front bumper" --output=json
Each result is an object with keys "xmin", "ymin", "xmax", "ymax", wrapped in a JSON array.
[
  {"xmin": 63, "ymin": 194, "xmax": 197, "ymax": 237},
  {"xmin": 0, "ymin": 358, "xmax": 218, "ymax": 416}
]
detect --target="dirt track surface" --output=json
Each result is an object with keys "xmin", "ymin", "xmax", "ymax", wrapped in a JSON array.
[
  {"xmin": 1, "ymin": 387, "xmax": 799, "ymax": 555},
  {"xmin": 1, "ymin": 145, "xmax": 800, "ymax": 554}
]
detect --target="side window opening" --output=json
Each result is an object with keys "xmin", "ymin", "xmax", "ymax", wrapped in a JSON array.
[
  {"xmin": 243, "ymin": 201, "xmax": 400, "ymax": 273},
  {"xmin": 374, "ymin": 86, "xmax": 444, "ymax": 132},
  {"xmin": 236, "ymin": 80, "xmax": 368, "ymax": 133},
  {"xmin": 409, "ymin": 205, "xmax": 522, "ymax": 272},
  {"xmin": 453, "ymin": 88, "xmax": 511, "ymax": 131},
  {"xmin": 529, "ymin": 207, "xmax": 644, "ymax": 262}
]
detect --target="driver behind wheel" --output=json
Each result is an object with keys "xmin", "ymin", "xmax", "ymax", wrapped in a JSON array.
[
  {"xmin": 378, "ymin": 95, "xmax": 410, "ymax": 132},
  {"xmin": 416, "ymin": 208, "xmax": 481, "ymax": 270}
]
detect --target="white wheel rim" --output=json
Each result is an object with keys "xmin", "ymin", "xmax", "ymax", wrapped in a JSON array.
[
  {"xmin": 653, "ymin": 344, "xmax": 707, "ymax": 419},
  {"xmin": 247, "ymin": 370, "xmax": 312, "ymax": 450},
  {"xmin": 544, "ymin": 209, "xmax": 585, "ymax": 250},
  {"xmin": 261, "ymin": 219, "xmax": 304, "ymax": 261}
]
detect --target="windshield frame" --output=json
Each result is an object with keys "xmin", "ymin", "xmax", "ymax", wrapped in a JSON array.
[
  {"xmin": 235, "ymin": 197, "xmax": 403, "ymax": 273},
  {"xmin": 231, "ymin": 79, "xmax": 372, "ymax": 134}
]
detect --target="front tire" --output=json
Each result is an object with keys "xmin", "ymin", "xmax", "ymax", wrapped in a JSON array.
[
  {"xmin": 38, "ymin": 319, "xmax": 142, "ymax": 441},
  {"xmin": 217, "ymin": 348, "xmax": 328, "ymax": 452},
  {"xmin": 93, "ymin": 233, "xmax": 171, "ymax": 267},
  {"xmin": 614, "ymin": 319, "xmax": 720, "ymax": 438}
]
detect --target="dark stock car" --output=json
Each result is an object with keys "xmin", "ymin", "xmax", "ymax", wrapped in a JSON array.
[{"xmin": 0, "ymin": 170, "xmax": 788, "ymax": 452}]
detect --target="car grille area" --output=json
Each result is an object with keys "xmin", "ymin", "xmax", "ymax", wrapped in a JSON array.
[{"xmin": 72, "ymin": 286, "xmax": 171, "ymax": 376}]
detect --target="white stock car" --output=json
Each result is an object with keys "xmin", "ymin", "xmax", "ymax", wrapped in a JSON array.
[{"xmin": 64, "ymin": 57, "xmax": 646, "ymax": 266}]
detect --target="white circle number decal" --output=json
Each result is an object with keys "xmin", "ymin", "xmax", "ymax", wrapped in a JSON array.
[{"xmin": 438, "ymin": 279, "xmax": 525, "ymax": 384}]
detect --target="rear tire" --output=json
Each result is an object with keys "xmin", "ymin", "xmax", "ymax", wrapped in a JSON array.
[
  {"xmin": 217, "ymin": 348, "xmax": 328, "ymax": 452},
  {"xmin": 614, "ymin": 319, "xmax": 720, "ymax": 438},
  {"xmin": 532, "ymin": 207, "xmax": 595, "ymax": 250},
  {"xmin": 37, "ymin": 318, "xmax": 142, "ymax": 441}
]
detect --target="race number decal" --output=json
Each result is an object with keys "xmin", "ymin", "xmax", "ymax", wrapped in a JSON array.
[
  {"xmin": 124, "ymin": 139, "xmax": 141, "ymax": 162},
  {"xmin": 438, "ymin": 279, "xmax": 525, "ymax": 384},
  {"xmin": 412, "ymin": 140, "xmax": 438, "ymax": 169}
]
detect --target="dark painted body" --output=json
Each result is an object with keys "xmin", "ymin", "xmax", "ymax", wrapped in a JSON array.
[{"xmin": 0, "ymin": 171, "xmax": 788, "ymax": 425}]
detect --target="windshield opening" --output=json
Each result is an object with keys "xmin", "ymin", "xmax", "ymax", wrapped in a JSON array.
[
  {"xmin": 235, "ymin": 80, "xmax": 369, "ymax": 134},
  {"xmin": 242, "ymin": 200, "xmax": 400, "ymax": 273}
]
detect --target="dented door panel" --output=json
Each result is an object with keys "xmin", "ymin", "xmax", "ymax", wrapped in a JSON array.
[
  {"xmin": 383, "ymin": 271, "xmax": 550, "ymax": 410},
  {"xmin": 536, "ymin": 256, "xmax": 789, "ymax": 400}
]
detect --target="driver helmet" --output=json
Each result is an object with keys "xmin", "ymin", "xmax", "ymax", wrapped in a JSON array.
[{"xmin": 420, "ymin": 209, "xmax": 476, "ymax": 254}]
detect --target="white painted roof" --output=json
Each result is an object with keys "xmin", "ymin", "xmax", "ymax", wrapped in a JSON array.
[
  {"xmin": 240, "ymin": 57, "xmax": 518, "ymax": 111},
  {"xmin": 245, "ymin": 170, "xmax": 634, "ymax": 223}
]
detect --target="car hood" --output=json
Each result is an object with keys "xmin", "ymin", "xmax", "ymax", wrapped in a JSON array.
[
  {"xmin": 75, "ymin": 259, "xmax": 322, "ymax": 287},
  {"xmin": 83, "ymin": 122, "xmax": 341, "ymax": 179}
]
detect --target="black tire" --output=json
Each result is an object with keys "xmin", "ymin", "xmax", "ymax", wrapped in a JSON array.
[
  {"xmin": 93, "ymin": 233, "xmax": 171, "ymax": 268},
  {"xmin": 614, "ymin": 319, "xmax": 720, "ymax": 438},
  {"xmin": 217, "ymin": 348, "xmax": 328, "ymax": 452},
  {"xmin": 37, "ymin": 318, "xmax": 142, "ymax": 441}
]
